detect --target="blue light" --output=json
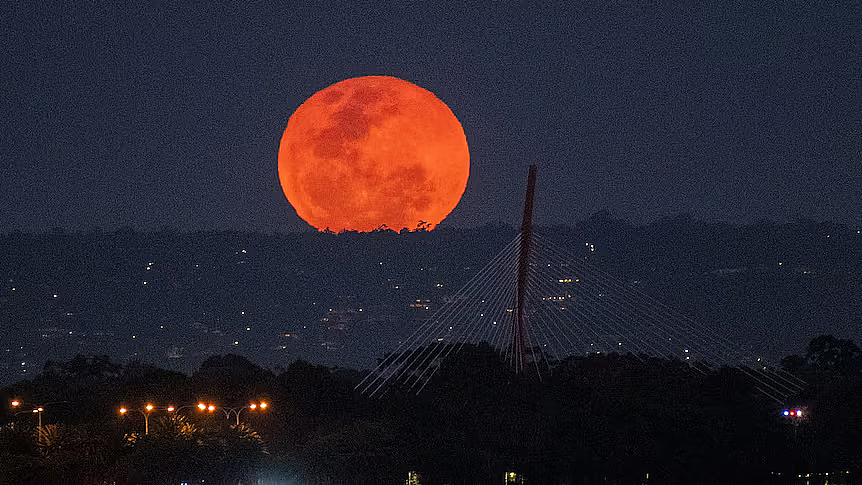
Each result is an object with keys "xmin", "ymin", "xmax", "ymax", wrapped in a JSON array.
[{"xmin": 782, "ymin": 410, "xmax": 790, "ymax": 416}]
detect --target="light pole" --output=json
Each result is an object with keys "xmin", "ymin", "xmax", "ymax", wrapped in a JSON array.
[
  {"xmin": 120, "ymin": 402, "xmax": 227, "ymax": 435},
  {"xmin": 10, "ymin": 400, "xmax": 66, "ymax": 434},
  {"xmin": 10, "ymin": 399, "xmax": 67, "ymax": 446},
  {"xmin": 166, "ymin": 404, "xmax": 198, "ymax": 415},
  {"xmin": 33, "ymin": 406, "xmax": 43, "ymax": 429},
  {"xmin": 218, "ymin": 401, "xmax": 269, "ymax": 425},
  {"xmin": 119, "ymin": 403, "xmax": 156, "ymax": 435}
]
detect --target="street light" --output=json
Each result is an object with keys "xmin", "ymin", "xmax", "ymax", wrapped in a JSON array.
[
  {"xmin": 220, "ymin": 401, "xmax": 270, "ymax": 425},
  {"xmin": 118, "ymin": 403, "xmax": 158, "ymax": 435},
  {"xmin": 198, "ymin": 402, "xmax": 216, "ymax": 412},
  {"xmin": 31, "ymin": 407, "xmax": 44, "ymax": 428},
  {"xmin": 10, "ymin": 399, "xmax": 66, "ymax": 434},
  {"xmin": 165, "ymin": 404, "xmax": 202, "ymax": 415},
  {"xmin": 120, "ymin": 402, "xmax": 224, "ymax": 434},
  {"xmin": 196, "ymin": 402, "xmax": 218, "ymax": 414}
]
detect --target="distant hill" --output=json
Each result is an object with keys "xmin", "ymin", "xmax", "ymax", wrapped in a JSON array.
[{"xmin": 1, "ymin": 218, "xmax": 860, "ymax": 385}]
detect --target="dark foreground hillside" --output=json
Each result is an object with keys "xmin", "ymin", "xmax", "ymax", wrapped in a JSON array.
[{"xmin": 1, "ymin": 335, "xmax": 860, "ymax": 484}]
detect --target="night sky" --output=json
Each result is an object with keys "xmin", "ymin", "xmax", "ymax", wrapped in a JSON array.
[{"xmin": 2, "ymin": 2, "xmax": 860, "ymax": 233}]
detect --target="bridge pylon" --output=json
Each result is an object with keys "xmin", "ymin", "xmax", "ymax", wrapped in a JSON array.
[{"xmin": 512, "ymin": 164, "xmax": 537, "ymax": 373}]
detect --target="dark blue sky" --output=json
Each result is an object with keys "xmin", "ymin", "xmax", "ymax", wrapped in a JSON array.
[{"xmin": 2, "ymin": 2, "xmax": 860, "ymax": 232}]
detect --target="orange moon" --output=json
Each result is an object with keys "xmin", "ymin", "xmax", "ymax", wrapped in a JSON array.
[{"xmin": 278, "ymin": 76, "xmax": 470, "ymax": 232}]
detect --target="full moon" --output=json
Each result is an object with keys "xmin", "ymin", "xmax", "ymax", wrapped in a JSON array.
[{"xmin": 278, "ymin": 76, "xmax": 470, "ymax": 232}]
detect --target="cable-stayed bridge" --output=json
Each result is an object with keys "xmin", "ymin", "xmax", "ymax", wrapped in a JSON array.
[{"xmin": 358, "ymin": 166, "xmax": 806, "ymax": 402}]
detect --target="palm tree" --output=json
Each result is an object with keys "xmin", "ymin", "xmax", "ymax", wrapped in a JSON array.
[
  {"xmin": 150, "ymin": 413, "xmax": 199, "ymax": 440},
  {"xmin": 37, "ymin": 424, "xmax": 70, "ymax": 456}
]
